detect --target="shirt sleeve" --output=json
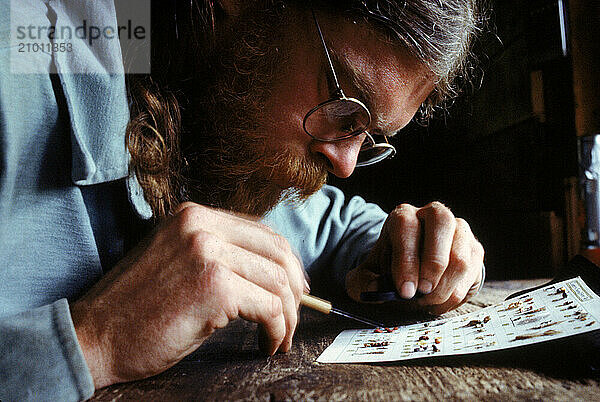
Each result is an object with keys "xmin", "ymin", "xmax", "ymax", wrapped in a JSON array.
[
  {"xmin": 0, "ymin": 299, "xmax": 95, "ymax": 402},
  {"xmin": 262, "ymin": 185, "xmax": 387, "ymax": 291}
]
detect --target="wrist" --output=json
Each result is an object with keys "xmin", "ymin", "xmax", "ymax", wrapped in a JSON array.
[{"xmin": 70, "ymin": 301, "xmax": 115, "ymax": 389}]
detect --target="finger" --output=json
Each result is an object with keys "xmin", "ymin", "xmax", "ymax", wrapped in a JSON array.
[
  {"xmin": 190, "ymin": 232, "xmax": 299, "ymax": 352},
  {"xmin": 418, "ymin": 219, "xmax": 480, "ymax": 309},
  {"xmin": 415, "ymin": 202, "xmax": 456, "ymax": 295},
  {"xmin": 345, "ymin": 265, "xmax": 385, "ymax": 302},
  {"xmin": 358, "ymin": 221, "xmax": 391, "ymax": 275},
  {"xmin": 427, "ymin": 261, "xmax": 483, "ymax": 315},
  {"xmin": 345, "ymin": 219, "xmax": 392, "ymax": 302},
  {"xmin": 426, "ymin": 292, "xmax": 468, "ymax": 315},
  {"xmin": 176, "ymin": 203, "xmax": 275, "ymax": 249},
  {"xmin": 234, "ymin": 252, "xmax": 299, "ymax": 353},
  {"xmin": 424, "ymin": 261, "xmax": 481, "ymax": 315},
  {"xmin": 175, "ymin": 201, "xmax": 261, "ymax": 222},
  {"xmin": 386, "ymin": 204, "xmax": 422, "ymax": 299},
  {"xmin": 227, "ymin": 272, "xmax": 288, "ymax": 355},
  {"xmin": 173, "ymin": 201, "xmax": 198, "ymax": 215},
  {"xmin": 232, "ymin": 246, "xmax": 299, "ymax": 352},
  {"xmin": 464, "ymin": 239, "xmax": 485, "ymax": 302},
  {"xmin": 175, "ymin": 204, "xmax": 305, "ymax": 303}
]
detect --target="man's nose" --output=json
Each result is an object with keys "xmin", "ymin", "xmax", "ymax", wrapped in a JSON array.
[{"xmin": 309, "ymin": 134, "xmax": 364, "ymax": 178}]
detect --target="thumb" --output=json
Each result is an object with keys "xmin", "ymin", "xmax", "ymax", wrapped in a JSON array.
[
  {"xmin": 345, "ymin": 265, "xmax": 381, "ymax": 302},
  {"xmin": 345, "ymin": 234, "xmax": 391, "ymax": 302}
]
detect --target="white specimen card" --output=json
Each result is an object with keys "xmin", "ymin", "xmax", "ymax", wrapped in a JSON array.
[{"xmin": 317, "ymin": 277, "xmax": 600, "ymax": 363}]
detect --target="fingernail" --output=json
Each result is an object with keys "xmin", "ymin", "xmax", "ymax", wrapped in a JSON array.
[
  {"xmin": 400, "ymin": 281, "xmax": 416, "ymax": 299},
  {"xmin": 304, "ymin": 278, "xmax": 311, "ymax": 293},
  {"xmin": 419, "ymin": 280, "xmax": 433, "ymax": 295},
  {"xmin": 280, "ymin": 338, "xmax": 292, "ymax": 353}
]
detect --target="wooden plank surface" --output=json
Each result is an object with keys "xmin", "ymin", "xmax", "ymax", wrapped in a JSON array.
[{"xmin": 91, "ymin": 280, "xmax": 600, "ymax": 401}]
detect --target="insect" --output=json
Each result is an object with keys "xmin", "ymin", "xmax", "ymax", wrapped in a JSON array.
[
  {"xmin": 551, "ymin": 287, "xmax": 568, "ymax": 302},
  {"xmin": 511, "ymin": 329, "xmax": 561, "ymax": 341},
  {"xmin": 499, "ymin": 301, "xmax": 522, "ymax": 311},
  {"xmin": 551, "ymin": 287, "xmax": 567, "ymax": 296},
  {"xmin": 516, "ymin": 315, "xmax": 545, "ymax": 326},
  {"xmin": 463, "ymin": 319, "xmax": 484, "ymax": 328},
  {"xmin": 374, "ymin": 327, "xmax": 398, "ymax": 333},
  {"xmin": 565, "ymin": 311, "xmax": 588, "ymax": 319},
  {"xmin": 413, "ymin": 345, "xmax": 429, "ymax": 353},
  {"xmin": 552, "ymin": 293, "xmax": 568, "ymax": 302},
  {"xmin": 514, "ymin": 307, "xmax": 546, "ymax": 316},
  {"xmin": 362, "ymin": 341, "xmax": 390, "ymax": 348},
  {"xmin": 529, "ymin": 320, "xmax": 563, "ymax": 330}
]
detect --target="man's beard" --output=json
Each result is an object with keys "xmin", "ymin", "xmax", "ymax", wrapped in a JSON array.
[
  {"xmin": 186, "ymin": 137, "xmax": 328, "ymax": 217},
  {"xmin": 178, "ymin": 8, "xmax": 328, "ymax": 216}
]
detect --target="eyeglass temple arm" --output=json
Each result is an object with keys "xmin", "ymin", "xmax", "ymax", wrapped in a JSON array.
[{"xmin": 311, "ymin": 9, "xmax": 344, "ymax": 96}]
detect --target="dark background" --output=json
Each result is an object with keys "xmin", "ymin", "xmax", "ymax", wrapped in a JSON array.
[{"xmin": 331, "ymin": 0, "xmax": 578, "ymax": 280}]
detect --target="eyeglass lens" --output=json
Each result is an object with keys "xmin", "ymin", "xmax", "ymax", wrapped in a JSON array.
[
  {"xmin": 304, "ymin": 99, "xmax": 370, "ymax": 141},
  {"xmin": 356, "ymin": 142, "xmax": 396, "ymax": 167}
]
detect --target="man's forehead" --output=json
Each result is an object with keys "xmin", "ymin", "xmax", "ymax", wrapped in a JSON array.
[{"xmin": 329, "ymin": 36, "xmax": 435, "ymax": 136}]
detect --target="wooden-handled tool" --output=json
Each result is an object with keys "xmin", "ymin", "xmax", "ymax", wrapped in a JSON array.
[{"xmin": 300, "ymin": 294, "xmax": 384, "ymax": 328}]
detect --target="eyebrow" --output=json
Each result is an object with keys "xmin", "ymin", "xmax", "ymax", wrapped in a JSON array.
[{"xmin": 329, "ymin": 51, "xmax": 397, "ymax": 137}]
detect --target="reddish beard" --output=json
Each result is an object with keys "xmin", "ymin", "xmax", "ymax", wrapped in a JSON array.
[{"xmin": 186, "ymin": 131, "xmax": 328, "ymax": 217}]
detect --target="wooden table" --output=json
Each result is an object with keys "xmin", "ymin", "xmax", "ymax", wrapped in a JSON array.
[{"xmin": 91, "ymin": 280, "xmax": 600, "ymax": 401}]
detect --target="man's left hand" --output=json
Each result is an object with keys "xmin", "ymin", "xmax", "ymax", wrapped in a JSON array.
[{"xmin": 346, "ymin": 202, "xmax": 484, "ymax": 315}]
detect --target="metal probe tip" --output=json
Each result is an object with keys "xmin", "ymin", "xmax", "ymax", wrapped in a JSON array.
[{"xmin": 330, "ymin": 307, "xmax": 385, "ymax": 328}]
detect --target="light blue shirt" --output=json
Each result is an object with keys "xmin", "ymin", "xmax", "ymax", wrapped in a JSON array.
[{"xmin": 0, "ymin": 1, "xmax": 388, "ymax": 400}]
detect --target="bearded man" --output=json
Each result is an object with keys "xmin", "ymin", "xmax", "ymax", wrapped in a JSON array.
[{"xmin": 0, "ymin": 1, "xmax": 484, "ymax": 400}]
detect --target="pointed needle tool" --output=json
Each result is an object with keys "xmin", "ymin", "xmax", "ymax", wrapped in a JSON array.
[{"xmin": 301, "ymin": 294, "xmax": 384, "ymax": 328}]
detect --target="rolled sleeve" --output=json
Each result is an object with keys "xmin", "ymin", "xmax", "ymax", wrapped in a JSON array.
[{"xmin": 0, "ymin": 299, "xmax": 94, "ymax": 402}]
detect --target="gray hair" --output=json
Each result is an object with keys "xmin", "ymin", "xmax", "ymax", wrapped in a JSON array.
[
  {"xmin": 323, "ymin": 0, "xmax": 484, "ymax": 119},
  {"xmin": 163, "ymin": 0, "xmax": 484, "ymax": 119}
]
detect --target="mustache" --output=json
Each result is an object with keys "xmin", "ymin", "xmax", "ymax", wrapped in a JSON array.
[
  {"xmin": 184, "ymin": 136, "xmax": 329, "ymax": 217},
  {"xmin": 268, "ymin": 148, "xmax": 329, "ymax": 201}
]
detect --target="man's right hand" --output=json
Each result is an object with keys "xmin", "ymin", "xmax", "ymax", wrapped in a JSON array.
[{"xmin": 70, "ymin": 202, "xmax": 305, "ymax": 389}]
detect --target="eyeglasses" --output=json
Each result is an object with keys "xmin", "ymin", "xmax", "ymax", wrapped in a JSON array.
[{"xmin": 303, "ymin": 10, "xmax": 396, "ymax": 167}]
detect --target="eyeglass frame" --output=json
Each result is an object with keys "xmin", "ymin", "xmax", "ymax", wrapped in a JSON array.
[{"xmin": 302, "ymin": 9, "xmax": 397, "ymax": 167}]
